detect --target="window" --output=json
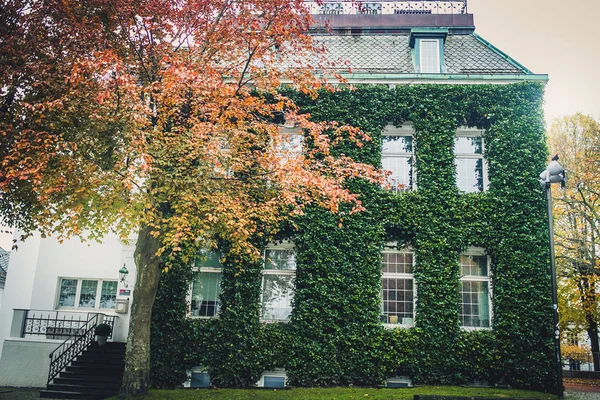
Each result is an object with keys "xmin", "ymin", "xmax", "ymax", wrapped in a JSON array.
[
  {"xmin": 190, "ymin": 250, "xmax": 223, "ymax": 317},
  {"xmin": 454, "ymin": 133, "xmax": 486, "ymax": 192},
  {"xmin": 459, "ymin": 250, "xmax": 491, "ymax": 328},
  {"xmin": 57, "ymin": 278, "xmax": 117, "ymax": 309},
  {"xmin": 381, "ymin": 249, "xmax": 415, "ymax": 326},
  {"xmin": 382, "ymin": 125, "xmax": 414, "ymax": 191},
  {"xmin": 419, "ymin": 39, "xmax": 441, "ymax": 73},
  {"xmin": 261, "ymin": 245, "xmax": 296, "ymax": 321}
]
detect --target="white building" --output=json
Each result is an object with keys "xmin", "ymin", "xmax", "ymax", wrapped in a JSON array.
[{"xmin": 0, "ymin": 233, "xmax": 135, "ymax": 387}]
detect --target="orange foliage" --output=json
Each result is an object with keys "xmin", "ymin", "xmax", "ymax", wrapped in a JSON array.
[{"xmin": 0, "ymin": 0, "xmax": 382, "ymax": 260}]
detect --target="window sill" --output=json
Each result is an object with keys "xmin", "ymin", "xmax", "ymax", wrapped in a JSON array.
[
  {"xmin": 461, "ymin": 325, "xmax": 492, "ymax": 331},
  {"xmin": 383, "ymin": 323, "xmax": 414, "ymax": 329}
]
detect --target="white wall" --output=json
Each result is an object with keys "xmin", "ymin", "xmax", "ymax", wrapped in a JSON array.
[
  {"xmin": 0, "ymin": 232, "xmax": 137, "ymax": 357},
  {"xmin": 0, "ymin": 338, "xmax": 62, "ymax": 387}
]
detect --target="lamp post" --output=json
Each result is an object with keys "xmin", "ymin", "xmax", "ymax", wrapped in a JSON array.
[{"xmin": 539, "ymin": 155, "xmax": 565, "ymax": 399}]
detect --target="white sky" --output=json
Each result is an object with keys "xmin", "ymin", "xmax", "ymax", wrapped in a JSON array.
[
  {"xmin": 1, "ymin": 1, "xmax": 598, "ymax": 250},
  {"xmin": 468, "ymin": 0, "xmax": 600, "ymax": 126}
]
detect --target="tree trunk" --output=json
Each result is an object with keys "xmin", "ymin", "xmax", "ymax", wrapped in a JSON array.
[
  {"xmin": 119, "ymin": 224, "xmax": 163, "ymax": 397},
  {"xmin": 586, "ymin": 313, "xmax": 600, "ymax": 371}
]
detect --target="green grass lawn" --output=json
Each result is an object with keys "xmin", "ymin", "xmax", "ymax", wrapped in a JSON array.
[{"xmin": 124, "ymin": 386, "xmax": 558, "ymax": 399}]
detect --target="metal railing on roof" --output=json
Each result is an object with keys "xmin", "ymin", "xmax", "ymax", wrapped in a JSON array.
[{"xmin": 305, "ymin": 0, "xmax": 467, "ymax": 15}]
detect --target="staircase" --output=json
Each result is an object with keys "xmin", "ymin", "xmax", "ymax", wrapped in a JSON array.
[{"xmin": 41, "ymin": 342, "xmax": 126, "ymax": 400}]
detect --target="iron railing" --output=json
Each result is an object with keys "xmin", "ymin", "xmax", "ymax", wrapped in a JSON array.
[
  {"xmin": 305, "ymin": 0, "xmax": 467, "ymax": 15},
  {"xmin": 46, "ymin": 313, "xmax": 116, "ymax": 384},
  {"xmin": 20, "ymin": 309, "xmax": 114, "ymax": 339}
]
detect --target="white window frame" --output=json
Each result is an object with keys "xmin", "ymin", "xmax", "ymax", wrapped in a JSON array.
[
  {"xmin": 381, "ymin": 245, "xmax": 416, "ymax": 328},
  {"xmin": 381, "ymin": 123, "xmax": 415, "ymax": 192},
  {"xmin": 56, "ymin": 278, "xmax": 118, "ymax": 310},
  {"xmin": 455, "ymin": 128, "xmax": 488, "ymax": 193},
  {"xmin": 276, "ymin": 123, "xmax": 304, "ymax": 161},
  {"xmin": 261, "ymin": 242, "xmax": 296, "ymax": 322},
  {"xmin": 459, "ymin": 247, "xmax": 492, "ymax": 330},
  {"xmin": 419, "ymin": 38, "xmax": 441, "ymax": 73},
  {"xmin": 189, "ymin": 250, "xmax": 223, "ymax": 318}
]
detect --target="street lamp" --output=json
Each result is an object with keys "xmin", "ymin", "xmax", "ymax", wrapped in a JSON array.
[
  {"xmin": 539, "ymin": 154, "xmax": 566, "ymax": 399},
  {"xmin": 119, "ymin": 264, "xmax": 129, "ymax": 288}
]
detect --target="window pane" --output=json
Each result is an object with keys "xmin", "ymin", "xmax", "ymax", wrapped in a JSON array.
[
  {"xmin": 280, "ymin": 133, "xmax": 303, "ymax": 154},
  {"xmin": 382, "ymin": 136, "xmax": 413, "ymax": 191},
  {"xmin": 460, "ymin": 281, "xmax": 490, "ymax": 327},
  {"xmin": 99, "ymin": 281, "xmax": 117, "ymax": 309},
  {"xmin": 265, "ymin": 249, "xmax": 296, "ymax": 270},
  {"xmin": 382, "ymin": 136, "xmax": 412, "ymax": 154},
  {"xmin": 382, "ymin": 252, "xmax": 413, "ymax": 274},
  {"xmin": 191, "ymin": 272, "xmax": 222, "ymax": 317},
  {"xmin": 78, "ymin": 280, "xmax": 98, "ymax": 308},
  {"xmin": 454, "ymin": 137, "xmax": 482, "ymax": 154},
  {"xmin": 461, "ymin": 255, "xmax": 488, "ymax": 276},
  {"xmin": 382, "ymin": 278, "xmax": 414, "ymax": 323},
  {"xmin": 195, "ymin": 250, "xmax": 223, "ymax": 268},
  {"xmin": 456, "ymin": 158, "xmax": 484, "ymax": 192},
  {"xmin": 420, "ymin": 39, "xmax": 440, "ymax": 73},
  {"xmin": 262, "ymin": 274, "xmax": 295, "ymax": 320},
  {"xmin": 58, "ymin": 279, "xmax": 77, "ymax": 307}
]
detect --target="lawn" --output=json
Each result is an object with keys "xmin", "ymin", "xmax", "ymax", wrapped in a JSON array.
[{"xmin": 124, "ymin": 386, "xmax": 558, "ymax": 399}]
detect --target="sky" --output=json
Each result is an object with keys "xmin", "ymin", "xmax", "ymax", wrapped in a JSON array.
[
  {"xmin": 0, "ymin": 0, "xmax": 598, "ymax": 250},
  {"xmin": 468, "ymin": 0, "xmax": 600, "ymax": 126}
]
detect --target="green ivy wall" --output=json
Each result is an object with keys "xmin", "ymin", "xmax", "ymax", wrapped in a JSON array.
[{"xmin": 150, "ymin": 82, "xmax": 557, "ymax": 393}]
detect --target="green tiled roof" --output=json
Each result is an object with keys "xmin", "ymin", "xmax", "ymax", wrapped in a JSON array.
[{"xmin": 314, "ymin": 33, "xmax": 530, "ymax": 75}]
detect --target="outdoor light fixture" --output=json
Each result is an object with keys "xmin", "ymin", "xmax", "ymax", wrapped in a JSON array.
[
  {"xmin": 119, "ymin": 264, "xmax": 129, "ymax": 287},
  {"xmin": 540, "ymin": 154, "xmax": 565, "ymax": 399}
]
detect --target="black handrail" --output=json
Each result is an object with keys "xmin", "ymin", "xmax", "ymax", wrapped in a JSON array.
[{"xmin": 46, "ymin": 313, "xmax": 101, "ymax": 384}]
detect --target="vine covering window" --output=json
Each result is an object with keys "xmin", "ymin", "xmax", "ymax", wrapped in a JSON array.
[{"xmin": 459, "ymin": 250, "xmax": 491, "ymax": 328}]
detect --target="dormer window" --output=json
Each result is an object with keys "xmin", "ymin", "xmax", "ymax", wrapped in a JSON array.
[
  {"xmin": 419, "ymin": 39, "xmax": 441, "ymax": 73},
  {"xmin": 409, "ymin": 28, "xmax": 448, "ymax": 74}
]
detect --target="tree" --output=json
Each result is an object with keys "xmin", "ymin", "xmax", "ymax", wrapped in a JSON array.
[
  {"xmin": 0, "ymin": 0, "xmax": 381, "ymax": 395},
  {"xmin": 548, "ymin": 114, "xmax": 600, "ymax": 371}
]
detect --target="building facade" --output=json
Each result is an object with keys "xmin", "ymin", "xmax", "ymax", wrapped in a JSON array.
[{"xmin": 0, "ymin": 0, "xmax": 556, "ymax": 392}]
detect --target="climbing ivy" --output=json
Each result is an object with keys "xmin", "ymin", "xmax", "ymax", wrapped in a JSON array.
[{"xmin": 150, "ymin": 82, "xmax": 556, "ymax": 393}]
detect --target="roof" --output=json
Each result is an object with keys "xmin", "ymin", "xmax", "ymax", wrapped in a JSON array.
[{"xmin": 313, "ymin": 33, "xmax": 529, "ymax": 75}]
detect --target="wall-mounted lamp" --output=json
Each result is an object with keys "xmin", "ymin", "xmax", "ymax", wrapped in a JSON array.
[{"xmin": 119, "ymin": 264, "xmax": 129, "ymax": 287}]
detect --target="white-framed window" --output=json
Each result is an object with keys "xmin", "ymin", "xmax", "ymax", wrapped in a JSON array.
[
  {"xmin": 459, "ymin": 249, "xmax": 491, "ymax": 328},
  {"xmin": 261, "ymin": 244, "xmax": 296, "ymax": 321},
  {"xmin": 190, "ymin": 250, "xmax": 223, "ymax": 318},
  {"xmin": 381, "ymin": 248, "xmax": 415, "ymax": 326},
  {"xmin": 276, "ymin": 124, "xmax": 304, "ymax": 162},
  {"xmin": 454, "ymin": 130, "xmax": 487, "ymax": 193},
  {"xmin": 382, "ymin": 124, "xmax": 414, "ymax": 191},
  {"xmin": 57, "ymin": 278, "xmax": 118, "ymax": 309},
  {"xmin": 419, "ymin": 39, "xmax": 441, "ymax": 73}
]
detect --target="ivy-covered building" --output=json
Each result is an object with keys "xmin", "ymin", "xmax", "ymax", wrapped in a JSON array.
[
  {"xmin": 0, "ymin": 0, "xmax": 557, "ymax": 394},
  {"xmin": 152, "ymin": 0, "xmax": 556, "ymax": 393}
]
